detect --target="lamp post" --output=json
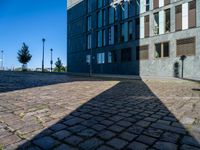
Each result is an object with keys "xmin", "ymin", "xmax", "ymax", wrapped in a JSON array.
[
  {"xmin": 1, "ymin": 50, "xmax": 3, "ymax": 70},
  {"xmin": 180, "ymin": 55, "xmax": 186, "ymax": 78},
  {"xmin": 42, "ymin": 38, "xmax": 45, "ymax": 72},
  {"xmin": 50, "ymin": 48, "xmax": 53, "ymax": 72}
]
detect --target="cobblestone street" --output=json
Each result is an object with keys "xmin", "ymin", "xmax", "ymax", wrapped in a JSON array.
[{"xmin": 0, "ymin": 72, "xmax": 200, "ymax": 150}]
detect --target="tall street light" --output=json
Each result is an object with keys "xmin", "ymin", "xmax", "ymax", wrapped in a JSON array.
[
  {"xmin": 50, "ymin": 48, "xmax": 53, "ymax": 72},
  {"xmin": 1, "ymin": 50, "xmax": 3, "ymax": 70},
  {"xmin": 42, "ymin": 38, "xmax": 45, "ymax": 72}
]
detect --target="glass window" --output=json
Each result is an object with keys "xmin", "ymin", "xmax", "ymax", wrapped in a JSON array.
[
  {"xmin": 87, "ymin": 34, "xmax": 92, "ymax": 49},
  {"xmin": 103, "ymin": 29, "xmax": 106, "ymax": 46},
  {"xmin": 103, "ymin": 9, "xmax": 106, "ymax": 26},
  {"xmin": 154, "ymin": 12, "xmax": 159, "ymax": 35},
  {"xmin": 136, "ymin": 0, "xmax": 140, "ymax": 15},
  {"xmin": 129, "ymin": 0, "xmax": 134, "ymax": 17},
  {"xmin": 146, "ymin": 0, "xmax": 150, "ymax": 11},
  {"xmin": 165, "ymin": 9, "xmax": 170, "ymax": 33},
  {"xmin": 87, "ymin": 16, "xmax": 92, "ymax": 31},
  {"xmin": 88, "ymin": 0, "xmax": 92, "ymax": 13},
  {"xmin": 121, "ymin": 48, "xmax": 131, "ymax": 62},
  {"xmin": 109, "ymin": 7, "xmax": 114, "ymax": 24},
  {"xmin": 98, "ymin": 30, "xmax": 102, "ymax": 47},
  {"xmin": 97, "ymin": 53, "xmax": 105, "ymax": 64},
  {"xmin": 86, "ymin": 55, "xmax": 91, "ymax": 64},
  {"xmin": 98, "ymin": 0, "xmax": 103, "ymax": 8},
  {"xmin": 98, "ymin": 11, "xmax": 102, "ymax": 28},
  {"xmin": 128, "ymin": 21, "xmax": 133, "ymax": 40},
  {"xmin": 155, "ymin": 42, "xmax": 169, "ymax": 58},
  {"xmin": 109, "ymin": 26, "xmax": 114, "ymax": 45},
  {"xmin": 108, "ymin": 51, "xmax": 117, "ymax": 63}
]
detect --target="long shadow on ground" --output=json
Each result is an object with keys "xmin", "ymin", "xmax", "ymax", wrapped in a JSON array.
[{"xmin": 17, "ymin": 80, "xmax": 200, "ymax": 150}]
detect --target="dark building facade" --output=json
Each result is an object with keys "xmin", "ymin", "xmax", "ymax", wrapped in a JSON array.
[{"xmin": 67, "ymin": 0, "xmax": 200, "ymax": 80}]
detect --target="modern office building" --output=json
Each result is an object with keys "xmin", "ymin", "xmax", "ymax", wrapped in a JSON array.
[{"xmin": 67, "ymin": 0, "xmax": 200, "ymax": 80}]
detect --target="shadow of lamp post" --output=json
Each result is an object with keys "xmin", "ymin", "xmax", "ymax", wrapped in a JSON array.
[{"xmin": 180, "ymin": 55, "xmax": 187, "ymax": 78}]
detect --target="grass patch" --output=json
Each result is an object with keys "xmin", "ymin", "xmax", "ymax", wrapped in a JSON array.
[{"xmin": 0, "ymin": 144, "xmax": 3, "ymax": 150}]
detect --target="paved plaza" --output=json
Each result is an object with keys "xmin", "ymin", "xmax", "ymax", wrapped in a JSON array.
[{"xmin": 0, "ymin": 72, "xmax": 200, "ymax": 150}]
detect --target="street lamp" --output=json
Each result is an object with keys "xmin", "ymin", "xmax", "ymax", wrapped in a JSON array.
[
  {"xmin": 42, "ymin": 38, "xmax": 45, "ymax": 72},
  {"xmin": 1, "ymin": 50, "xmax": 3, "ymax": 70},
  {"xmin": 50, "ymin": 48, "xmax": 53, "ymax": 72}
]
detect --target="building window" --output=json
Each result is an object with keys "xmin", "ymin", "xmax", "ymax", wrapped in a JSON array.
[
  {"xmin": 154, "ymin": 12, "xmax": 159, "ymax": 35},
  {"xmin": 108, "ymin": 51, "xmax": 117, "ymax": 63},
  {"xmin": 87, "ymin": 34, "xmax": 92, "ymax": 49},
  {"xmin": 97, "ymin": 30, "xmax": 102, "ymax": 47},
  {"xmin": 97, "ymin": 53, "xmax": 105, "ymax": 64},
  {"xmin": 165, "ymin": 9, "xmax": 170, "ymax": 33},
  {"xmin": 136, "ymin": 45, "xmax": 149, "ymax": 60},
  {"xmin": 87, "ymin": 16, "xmax": 92, "ymax": 31},
  {"xmin": 135, "ymin": 0, "xmax": 140, "ymax": 15},
  {"xmin": 97, "ymin": 11, "xmax": 102, "ymax": 28},
  {"xmin": 128, "ymin": 21, "xmax": 133, "ymax": 40},
  {"xmin": 175, "ymin": 5, "xmax": 182, "ymax": 31},
  {"xmin": 144, "ymin": 15, "xmax": 149, "ymax": 38},
  {"xmin": 86, "ymin": 55, "xmax": 91, "ymax": 64},
  {"xmin": 176, "ymin": 37, "xmax": 195, "ymax": 56},
  {"xmin": 88, "ymin": 0, "xmax": 92, "ymax": 13},
  {"xmin": 120, "ymin": 22, "xmax": 128, "ymax": 42},
  {"xmin": 155, "ymin": 42, "xmax": 169, "ymax": 58},
  {"xmin": 98, "ymin": 0, "xmax": 103, "ymax": 8},
  {"xmin": 109, "ymin": 26, "xmax": 114, "ymax": 45},
  {"xmin": 103, "ymin": 29, "xmax": 106, "ymax": 46},
  {"xmin": 154, "ymin": 0, "xmax": 159, "ymax": 9},
  {"xmin": 103, "ymin": 9, "xmax": 106, "ymax": 26},
  {"xmin": 114, "ymin": 25, "xmax": 118, "ymax": 43},
  {"xmin": 164, "ymin": 0, "xmax": 170, "ymax": 6},
  {"xmin": 146, "ymin": 0, "xmax": 150, "ymax": 11},
  {"xmin": 189, "ymin": 0, "xmax": 196, "ymax": 28},
  {"xmin": 135, "ymin": 18, "xmax": 140, "ymax": 39},
  {"xmin": 129, "ymin": 0, "xmax": 134, "ymax": 17},
  {"xmin": 121, "ymin": 48, "xmax": 131, "ymax": 62},
  {"xmin": 109, "ymin": 7, "xmax": 114, "ymax": 24},
  {"xmin": 103, "ymin": 0, "xmax": 107, "ymax": 6}
]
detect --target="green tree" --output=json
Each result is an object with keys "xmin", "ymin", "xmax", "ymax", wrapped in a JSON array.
[
  {"xmin": 54, "ymin": 58, "xmax": 65, "ymax": 72},
  {"xmin": 17, "ymin": 43, "xmax": 32, "ymax": 71}
]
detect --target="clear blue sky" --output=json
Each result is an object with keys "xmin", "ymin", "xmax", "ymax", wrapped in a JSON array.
[{"xmin": 0, "ymin": 0, "xmax": 67, "ymax": 69}]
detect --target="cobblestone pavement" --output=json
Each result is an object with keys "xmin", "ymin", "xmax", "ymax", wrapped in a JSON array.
[{"xmin": 0, "ymin": 72, "xmax": 200, "ymax": 150}]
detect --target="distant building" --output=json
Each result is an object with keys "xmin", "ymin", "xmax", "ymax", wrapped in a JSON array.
[{"xmin": 67, "ymin": 0, "xmax": 200, "ymax": 80}]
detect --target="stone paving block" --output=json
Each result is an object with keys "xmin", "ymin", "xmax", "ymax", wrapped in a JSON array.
[
  {"xmin": 127, "ymin": 141, "xmax": 149, "ymax": 150},
  {"xmin": 180, "ymin": 144, "xmax": 200, "ymax": 150},
  {"xmin": 181, "ymin": 136, "xmax": 200, "ymax": 148},
  {"xmin": 53, "ymin": 144, "xmax": 78, "ymax": 150},
  {"xmin": 68, "ymin": 124, "xmax": 87, "ymax": 133},
  {"xmin": 119, "ymin": 132, "xmax": 138, "ymax": 141},
  {"xmin": 50, "ymin": 123, "xmax": 67, "ymax": 131},
  {"xmin": 160, "ymin": 132, "xmax": 180, "ymax": 143},
  {"xmin": 157, "ymin": 119, "xmax": 171, "ymax": 125},
  {"xmin": 136, "ymin": 135, "xmax": 157, "ymax": 145},
  {"xmin": 100, "ymin": 120, "xmax": 114, "ymax": 127},
  {"xmin": 78, "ymin": 128, "xmax": 97, "ymax": 137},
  {"xmin": 52, "ymin": 130, "xmax": 71, "ymax": 140},
  {"xmin": 91, "ymin": 124, "xmax": 106, "ymax": 131},
  {"xmin": 63, "ymin": 117, "xmax": 84, "ymax": 126},
  {"xmin": 117, "ymin": 120, "xmax": 132, "ymax": 128},
  {"xmin": 0, "ymin": 134, "xmax": 21, "ymax": 147},
  {"xmin": 151, "ymin": 123, "xmax": 186, "ymax": 134},
  {"xmin": 107, "ymin": 138, "xmax": 128, "ymax": 150},
  {"xmin": 136, "ymin": 120, "xmax": 151, "ymax": 128},
  {"xmin": 108, "ymin": 124, "xmax": 124, "ymax": 133},
  {"xmin": 64, "ymin": 135, "xmax": 83, "ymax": 146},
  {"xmin": 33, "ymin": 136, "xmax": 60, "ymax": 150},
  {"xmin": 153, "ymin": 141, "xmax": 177, "ymax": 150},
  {"xmin": 143, "ymin": 127, "xmax": 163, "ymax": 138},
  {"xmin": 127, "ymin": 125, "xmax": 144, "ymax": 135},
  {"xmin": 79, "ymin": 138, "xmax": 103, "ymax": 150},
  {"xmin": 96, "ymin": 145, "xmax": 115, "ymax": 150},
  {"xmin": 98, "ymin": 130, "xmax": 116, "ymax": 140},
  {"xmin": 144, "ymin": 117, "xmax": 157, "ymax": 122}
]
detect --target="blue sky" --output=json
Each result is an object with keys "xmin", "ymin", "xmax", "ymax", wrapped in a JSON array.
[{"xmin": 0, "ymin": 0, "xmax": 67, "ymax": 69}]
